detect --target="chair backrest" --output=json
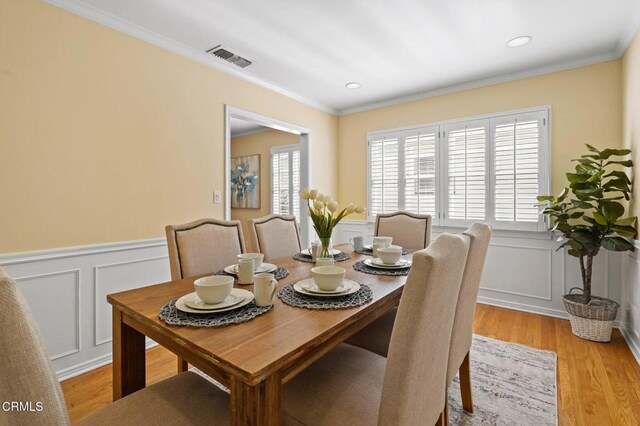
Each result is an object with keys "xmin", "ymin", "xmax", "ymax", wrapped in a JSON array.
[
  {"xmin": 165, "ymin": 218, "xmax": 246, "ymax": 280},
  {"xmin": 249, "ymin": 214, "xmax": 302, "ymax": 261},
  {"xmin": 375, "ymin": 211, "xmax": 432, "ymax": 251},
  {"xmin": 0, "ymin": 267, "xmax": 70, "ymax": 426},
  {"xmin": 447, "ymin": 222, "xmax": 492, "ymax": 384},
  {"xmin": 378, "ymin": 234, "xmax": 470, "ymax": 426}
]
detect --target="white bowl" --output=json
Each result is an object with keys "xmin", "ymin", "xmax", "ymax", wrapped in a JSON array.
[
  {"xmin": 237, "ymin": 253, "xmax": 264, "ymax": 271},
  {"xmin": 373, "ymin": 236, "xmax": 393, "ymax": 247},
  {"xmin": 194, "ymin": 275, "xmax": 234, "ymax": 304},
  {"xmin": 311, "ymin": 266, "xmax": 345, "ymax": 291},
  {"xmin": 377, "ymin": 245, "xmax": 402, "ymax": 265}
]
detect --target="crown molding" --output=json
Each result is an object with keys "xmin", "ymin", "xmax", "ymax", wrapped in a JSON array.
[
  {"xmin": 42, "ymin": 0, "xmax": 338, "ymax": 115},
  {"xmin": 337, "ymin": 51, "xmax": 621, "ymax": 115}
]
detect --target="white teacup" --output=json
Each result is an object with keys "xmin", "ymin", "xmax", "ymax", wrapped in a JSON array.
[
  {"xmin": 311, "ymin": 266, "xmax": 345, "ymax": 291},
  {"xmin": 237, "ymin": 253, "xmax": 264, "ymax": 271},
  {"xmin": 194, "ymin": 275, "xmax": 233, "ymax": 304},
  {"xmin": 372, "ymin": 242, "xmax": 386, "ymax": 258},
  {"xmin": 254, "ymin": 273, "xmax": 277, "ymax": 306},
  {"xmin": 373, "ymin": 236, "xmax": 393, "ymax": 247},
  {"xmin": 377, "ymin": 245, "xmax": 403, "ymax": 265},
  {"xmin": 315, "ymin": 257, "xmax": 335, "ymax": 267},
  {"xmin": 236, "ymin": 259, "xmax": 254, "ymax": 285}
]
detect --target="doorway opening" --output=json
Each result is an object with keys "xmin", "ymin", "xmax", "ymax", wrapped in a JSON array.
[{"xmin": 224, "ymin": 106, "xmax": 311, "ymax": 249}]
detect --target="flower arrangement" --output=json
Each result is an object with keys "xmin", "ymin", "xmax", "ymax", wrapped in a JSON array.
[{"xmin": 299, "ymin": 188, "xmax": 365, "ymax": 257}]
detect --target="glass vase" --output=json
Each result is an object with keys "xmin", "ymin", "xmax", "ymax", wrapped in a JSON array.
[{"xmin": 318, "ymin": 237, "xmax": 333, "ymax": 259}]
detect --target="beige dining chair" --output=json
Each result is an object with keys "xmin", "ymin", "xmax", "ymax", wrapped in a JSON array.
[
  {"xmin": 165, "ymin": 218, "xmax": 246, "ymax": 281},
  {"xmin": 375, "ymin": 211, "xmax": 433, "ymax": 251},
  {"xmin": 343, "ymin": 222, "xmax": 492, "ymax": 415},
  {"xmin": 282, "ymin": 233, "xmax": 471, "ymax": 426},
  {"xmin": 248, "ymin": 214, "xmax": 302, "ymax": 261},
  {"xmin": 0, "ymin": 267, "xmax": 231, "ymax": 426},
  {"xmin": 165, "ymin": 218, "xmax": 246, "ymax": 371}
]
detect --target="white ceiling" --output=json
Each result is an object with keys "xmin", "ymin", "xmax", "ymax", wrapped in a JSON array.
[
  {"xmin": 229, "ymin": 117, "xmax": 267, "ymax": 138},
  {"xmin": 52, "ymin": 0, "xmax": 640, "ymax": 114}
]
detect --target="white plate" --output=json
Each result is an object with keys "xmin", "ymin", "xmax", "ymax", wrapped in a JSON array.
[
  {"xmin": 365, "ymin": 258, "xmax": 412, "ymax": 269},
  {"xmin": 302, "ymin": 248, "xmax": 342, "ymax": 256},
  {"xmin": 176, "ymin": 289, "xmax": 254, "ymax": 314},
  {"xmin": 184, "ymin": 293, "xmax": 245, "ymax": 310},
  {"xmin": 293, "ymin": 279, "xmax": 360, "ymax": 298},
  {"xmin": 224, "ymin": 262, "xmax": 277, "ymax": 275}
]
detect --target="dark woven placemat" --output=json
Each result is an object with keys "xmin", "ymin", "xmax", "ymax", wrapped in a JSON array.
[
  {"xmin": 352, "ymin": 259, "xmax": 411, "ymax": 276},
  {"xmin": 277, "ymin": 283, "xmax": 373, "ymax": 309},
  {"xmin": 292, "ymin": 252, "xmax": 352, "ymax": 263},
  {"xmin": 354, "ymin": 247, "xmax": 410, "ymax": 256},
  {"xmin": 214, "ymin": 267, "xmax": 289, "ymax": 284},
  {"xmin": 159, "ymin": 300, "xmax": 272, "ymax": 327}
]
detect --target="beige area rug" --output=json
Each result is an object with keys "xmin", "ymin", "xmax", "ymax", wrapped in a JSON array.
[{"xmin": 194, "ymin": 335, "xmax": 557, "ymax": 425}]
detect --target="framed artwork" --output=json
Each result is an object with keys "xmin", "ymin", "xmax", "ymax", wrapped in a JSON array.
[{"xmin": 231, "ymin": 154, "xmax": 260, "ymax": 209}]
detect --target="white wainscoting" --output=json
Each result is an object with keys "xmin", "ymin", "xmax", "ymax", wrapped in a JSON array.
[
  {"xmin": 620, "ymin": 241, "xmax": 640, "ymax": 365},
  {"xmin": 1, "ymin": 227, "xmax": 638, "ymax": 382},
  {"xmin": 0, "ymin": 239, "xmax": 171, "ymax": 381},
  {"xmin": 334, "ymin": 220, "xmax": 631, "ymax": 329}
]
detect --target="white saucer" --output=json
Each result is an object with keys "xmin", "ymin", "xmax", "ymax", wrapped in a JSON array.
[
  {"xmin": 302, "ymin": 248, "xmax": 342, "ymax": 256},
  {"xmin": 184, "ymin": 293, "xmax": 245, "ymax": 310},
  {"xmin": 293, "ymin": 279, "xmax": 360, "ymax": 298},
  {"xmin": 365, "ymin": 258, "xmax": 412, "ymax": 269},
  {"xmin": 224, "ymin": 262, "xmax": 277, "ymax": 275},
  {"xmin": 176, "ymin": 289, "xmax": 254, "ymax": 314}
]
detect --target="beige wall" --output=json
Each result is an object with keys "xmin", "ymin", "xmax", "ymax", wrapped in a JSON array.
[
  {"xmin": 230, "ymin": 129, "xmax": 299, "ymax": 249},
  {"xmin": 623, "ymin": 29, "xmax": 640, "ymax": 218},
  {"xmin": 0, "ymin": 0, "xmax": 337, "ymax": 253},
  {"xmin": 337, "ymin": 61, "xmax": 623, "ymax": 219}
]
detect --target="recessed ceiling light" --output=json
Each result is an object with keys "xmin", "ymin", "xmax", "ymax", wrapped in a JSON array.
[
  {"xmin": 506, "ymin": 36, "xmax": 532, "ymax": 48},
  {"xmin": 345, "ymin": 82, "xmax": 361, "ymax": 89}
]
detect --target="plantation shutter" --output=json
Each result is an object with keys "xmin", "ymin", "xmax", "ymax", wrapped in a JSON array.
[
  {"xmin": 271, "ymin": 145, "xmax": 301, "ymax": 218},
  {"xmin": 403, "ymin": 127, "xmax": 438, "ymax": 217},
  {"xmin": 443, "ymin": 119, "xmax": 489, "ymax": 226},
  {"xmin": 369, "ymin": 133, "xmax": 400, "ymax": 217},
  {"xmin": 492, "ymin": 110, "xmax": 548, "ymax": 230}
]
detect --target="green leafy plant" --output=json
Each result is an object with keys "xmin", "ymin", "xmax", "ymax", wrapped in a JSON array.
[{"xmin": 538, "ymin": 144, "xmax": 637, "ymax": 303}]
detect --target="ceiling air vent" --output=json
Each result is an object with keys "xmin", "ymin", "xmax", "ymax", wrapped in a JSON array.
[{"xmin": 206, "ymin": 45, "xmax": 252, "ymax": 68}]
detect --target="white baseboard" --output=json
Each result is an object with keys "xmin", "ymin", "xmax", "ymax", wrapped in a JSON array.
[{"xmin": 619, "ymin": 327, "xmax": 640, "ymax": 367}]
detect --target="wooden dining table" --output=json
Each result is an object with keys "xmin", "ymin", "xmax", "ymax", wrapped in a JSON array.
[{"xmin": 107, "ymin": 243, "xmax": 409, "ymax": 425}]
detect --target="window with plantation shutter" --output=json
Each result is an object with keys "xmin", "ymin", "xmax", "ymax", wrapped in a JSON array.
[
  {"xmin": 443, "ymin": 120, "xmax": 488, "ymax": 225},
  {"xmin": 271, "ymin": 144, "xmax": 301, "ymax": 218},
  {"xmin": 492, "ymin": 111, "xmax": 547, "ymax": 230},
  {"xmin": 369, "ymin": 133, "xmax": 400, "ymax": 217},
  {"xmin": 404, "ymin": 128, "xmax": 438, "ymax": 216},
  {"xmin": 367, "ymin": 107, "xmax": 550, "ymax": 231}
]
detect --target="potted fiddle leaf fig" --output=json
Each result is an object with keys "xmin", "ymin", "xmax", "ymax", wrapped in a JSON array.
[{"xmin": 538, "ymin": 144, "xmax": 637, "ymax": 342}]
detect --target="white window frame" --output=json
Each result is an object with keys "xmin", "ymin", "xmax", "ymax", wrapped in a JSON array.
[
  {"xmin": 270, "ymin": 143, "xmax": 301, "ymax": 217},
  {"xmin": 366, "ymin": 106, "xmax": 551, "ymax": 231}
]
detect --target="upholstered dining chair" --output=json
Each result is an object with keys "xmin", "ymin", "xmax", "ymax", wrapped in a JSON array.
[
  {"xmin": 248, "ymin": 214, "xmax": 302, "ymax": 261},
  {"xmin": 165, "ymin": 218, "xmax": 246, "ymax": 372},
  {"xmin": 0, "ymin": 267, "xmax": 231, "ymax": 426},
  {"xmin": 343, "ymin": 222, "xmax": 492, "ymax": 415},
  {"xmin": 375, "ymin": 211, "xmax": 433, "ymax": 251},
  {"xmin": 282, "ymin": 233, "xmax": 471, "ymax": 426},
  {"xmin": 165, "ymin": 218, "xmax": 246, "ymax": 281}
]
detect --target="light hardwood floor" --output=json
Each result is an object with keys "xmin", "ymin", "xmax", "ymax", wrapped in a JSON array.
[{"xmin": 62, "ymin": 304, "xmax": 640, "ymax": 425}]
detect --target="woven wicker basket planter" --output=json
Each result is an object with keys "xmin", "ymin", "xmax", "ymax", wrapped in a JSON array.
[{"xmin": 562, "ymin": 288, "xmax": 619, "ymax": 342}]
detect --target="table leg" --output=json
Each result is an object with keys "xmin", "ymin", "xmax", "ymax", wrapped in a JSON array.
[
  {"xmin": 230, "ymin": 373, "xmax": 282, "ymax": 426},
  {"xmin": 112, "ymin": 307, "xmax": 146, "ymax": 401}
]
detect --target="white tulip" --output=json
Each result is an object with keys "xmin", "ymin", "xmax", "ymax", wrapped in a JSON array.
[
  {"xmin": 316, "ymin": 194, "xmax": 325, "ymax": 203},
  {"xmin": 314, "ymin": 200, "xmax": 324, "ymax": 211},
  {"xmin": 355, "ymin": 206, "xmax": 366, "ymax": 214},
  {"xmin": 325, "ymin": 196, "xmax": 334, "ymax": 205},
  {"xmin": 309, "ymin": 189, "xmax": 318, "ymax": 200},
  {"xmin": 346, "ymin": 203, "xmax": 356, "ymax": 214},
  {"xmin": 327, "ymin": 201, "xmax": 338, "ymax": 212},
  {"xmin": 299, "ymin": 188, "xmax": 311, "ymax": 199}
]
